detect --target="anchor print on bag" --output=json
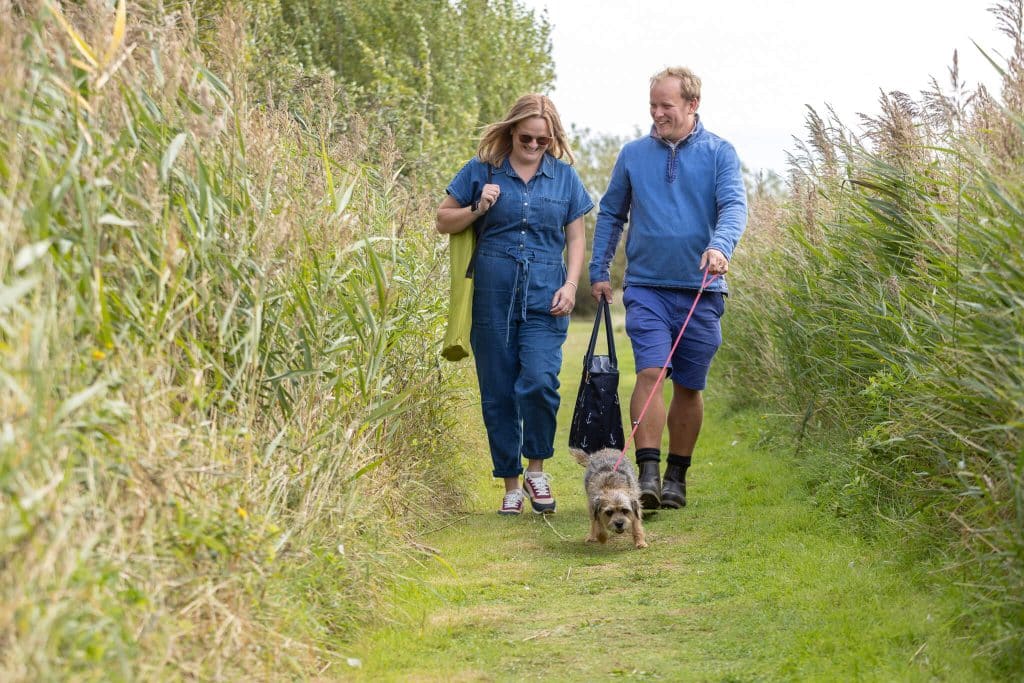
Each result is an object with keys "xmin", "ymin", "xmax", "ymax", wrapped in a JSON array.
[{"xmin": 568, "ymin": 298, "xmax": 625, "ymax": 457}]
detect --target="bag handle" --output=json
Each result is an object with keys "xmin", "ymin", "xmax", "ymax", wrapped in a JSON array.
[
  {"xmin": 464, "ymin": 163, "xmax": 494, "ymax": 278},
  {"xmin": 584, "ymin": 296, "xmax": 617, "ymax": 366}
]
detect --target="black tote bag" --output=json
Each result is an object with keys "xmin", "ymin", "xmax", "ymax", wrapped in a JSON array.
[{"xmin": 568, "ymin": 297, "xmax": 625, "ymax": 456}]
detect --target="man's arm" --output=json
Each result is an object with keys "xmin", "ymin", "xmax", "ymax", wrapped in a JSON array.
[
  {"xmin": 589, "ymin": 149, "xmax": 631, "ymax": 302},
  {"xmin": 706, "ymin": 142, "xmax": 747, "ymax": 262}
]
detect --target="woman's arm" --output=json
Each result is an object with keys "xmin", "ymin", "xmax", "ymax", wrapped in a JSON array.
[
  {"xmin": 550, "ymin": 215, "xmax": 585, "ymax": 316},
  {"xmin": 435, "ymin": 195, "xmax": 478, "ymax": 235},
  {"xmin": 435, "ymin": 183, "xmax": 501, "ymax": 234}
]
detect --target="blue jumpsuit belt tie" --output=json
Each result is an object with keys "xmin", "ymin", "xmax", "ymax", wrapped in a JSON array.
[{"xmin": 504, "ymin": 245, "xmax": 534, "ymax": 345}]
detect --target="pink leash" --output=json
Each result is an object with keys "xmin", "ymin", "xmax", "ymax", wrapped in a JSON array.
[{"xmin": 613, "ymin": 269, "xmax": 720, "ymax": 472}]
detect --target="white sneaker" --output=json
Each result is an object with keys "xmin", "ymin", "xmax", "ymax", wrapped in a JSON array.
[
  {"xmin": 498, "ymin": 489, "xmax": 525, "ymax": 515},
  {"xmin": 523, "ymin": 472, "xmax": 556, "ymax": 514}
]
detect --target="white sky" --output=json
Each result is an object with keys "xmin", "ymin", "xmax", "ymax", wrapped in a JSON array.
[{"xmin": 520, "ymin": 0, "xmax": 1011, "ymax": 175}]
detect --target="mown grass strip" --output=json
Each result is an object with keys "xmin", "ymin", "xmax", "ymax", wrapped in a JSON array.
[{"xmin": 344, "ymin": 317, "xmax": 993, "ymax": 681}]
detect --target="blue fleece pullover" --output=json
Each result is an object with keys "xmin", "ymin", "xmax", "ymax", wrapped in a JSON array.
[{"xmin": 589, "ymin": 119, "xmax": 747, "ymax": 293}]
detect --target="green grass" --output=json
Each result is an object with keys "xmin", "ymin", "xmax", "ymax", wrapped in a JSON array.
[{"xmin": 340, "ymin": 317, "xmax": 994, "ymax": 681}]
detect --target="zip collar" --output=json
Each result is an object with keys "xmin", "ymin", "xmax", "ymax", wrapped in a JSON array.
[
  {"xmin": 651, "ymin": 116, "xmax": 704, "ymax": 183},
  {"xmin": 650, "ymin": 115, "xmax": 703, "ymax": 149}
]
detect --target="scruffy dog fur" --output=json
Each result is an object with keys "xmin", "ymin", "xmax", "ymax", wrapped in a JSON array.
[{"xmin": 572, "ymin": 448, "xmax": 647, "ymax": 549}]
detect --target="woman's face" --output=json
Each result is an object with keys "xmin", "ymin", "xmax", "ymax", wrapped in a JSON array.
[{"xmin": 510, "ymin": 116, "xmax": 552, "ymax": 166}]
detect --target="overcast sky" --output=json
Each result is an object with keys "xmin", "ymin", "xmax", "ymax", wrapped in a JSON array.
[{"xmin": 519, "ymin": 0, "xmax": 1011, "ymax": 175}]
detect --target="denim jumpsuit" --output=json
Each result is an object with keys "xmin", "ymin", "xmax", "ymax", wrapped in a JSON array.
[{"xmin": 447, "ymin": 155, "xmax": 593, "ymax": 478}]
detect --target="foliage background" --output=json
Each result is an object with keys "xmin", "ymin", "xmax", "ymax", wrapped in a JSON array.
[
  {"xmin": 717, "ymin": 2, "xmax": 1024, "ymax": 671},
  {"xmin": 2, "ymin": 0, "xmax": 1023, "ymax": 678},
  {"xmin": 0, "ymin": 0, "xmax": 551, "ymax": 678}
]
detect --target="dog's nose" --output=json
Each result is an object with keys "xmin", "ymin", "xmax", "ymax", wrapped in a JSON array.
[{"xmin": 613, "ymin": 521, "xmax": 625, "ymax": 532}]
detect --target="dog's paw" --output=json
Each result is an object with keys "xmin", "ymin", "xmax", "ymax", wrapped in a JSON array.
[
  {"xmin": 585, "ymin": 535, "xmax": 599, "ymax": 544},
  {"xmin": 634, "ymin": 540, "xmax": 648, "ymax": 549}
]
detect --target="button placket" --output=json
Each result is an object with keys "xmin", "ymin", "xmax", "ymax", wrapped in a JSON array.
[{"xmin": 520, "ymin": 187, "xmax": 529, "ymax": 244}]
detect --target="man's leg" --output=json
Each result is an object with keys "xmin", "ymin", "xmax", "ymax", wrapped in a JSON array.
[
  {"xmin": 632, "ymin": 367, "xmax": 666, "ymax": 509},
  {"xmin": 662, "ymin": 383, "xmax": 702, "ymax": 508},
  {"xmin": 667, "ymin": 383, "xmax": 703, "ymax": 456}
]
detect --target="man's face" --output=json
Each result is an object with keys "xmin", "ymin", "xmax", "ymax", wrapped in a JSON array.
[{"xmin": 649, "ymin": 77, "xmax": 698, "ymax": 142}]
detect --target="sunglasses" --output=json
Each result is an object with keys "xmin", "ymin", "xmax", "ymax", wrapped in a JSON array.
[{"xmin": 516, "ymin": 133, "xmax": 552, "ymax": 147}]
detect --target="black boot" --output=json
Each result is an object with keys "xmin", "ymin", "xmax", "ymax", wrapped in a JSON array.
[
  {"xmin": 637, "ymin": 461, "xmax": 661, "ymax": 511},
  {"xmin": 661, "ymin": 464, "xmax": 687, "ymax": 509}
]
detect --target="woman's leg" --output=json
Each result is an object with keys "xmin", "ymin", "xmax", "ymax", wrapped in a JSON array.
[
  {"xmin": 471, "ymin": 318, "xmax": 523, "ymax": 481},
  {"xmin": 516, "ymin": 314, "xmax": 568, "ymax": 466}
]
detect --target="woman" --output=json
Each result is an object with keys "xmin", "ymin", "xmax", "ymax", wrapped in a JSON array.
[{"xmin": 437, "ymin": 94, "xmax": 592, "ymax": 515}]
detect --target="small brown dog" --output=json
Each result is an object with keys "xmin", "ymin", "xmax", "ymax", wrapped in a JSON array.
[{"xmin": 572, "ymin": 448, "xmax": 647, "ymax": 549}]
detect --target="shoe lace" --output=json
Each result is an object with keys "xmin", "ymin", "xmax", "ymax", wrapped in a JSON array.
[
  {"xmin": 527, "ymin": 473, "xmax": 551, "ymax": 497},
  {"xmin": 502, "ymin": 490, "xmax": 523, "ymax": 508}
]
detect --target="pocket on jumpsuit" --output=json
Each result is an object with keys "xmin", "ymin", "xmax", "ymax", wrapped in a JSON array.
[
  {"xmin": 526, "ymin": 261, "xmax": 570, "ymax": 333},
  {"xmin": 471, "ymin": 253, "xmax": 515, "ymax": 327}
]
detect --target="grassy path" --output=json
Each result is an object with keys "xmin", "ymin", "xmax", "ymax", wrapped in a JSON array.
[{"xmin": 342, "ymin": 318, "xmax": 992, "ymax": 681}]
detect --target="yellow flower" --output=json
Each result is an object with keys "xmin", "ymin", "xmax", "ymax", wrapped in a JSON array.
[
  {"xmin": 91, "ymin": 349, "xmax": 106, "ymax": 361},
  {"xmin": 236, "ymin": 506, "xmax": 248, "ymax": 520}
]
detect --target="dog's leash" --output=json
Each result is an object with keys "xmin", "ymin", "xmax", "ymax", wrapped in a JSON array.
[{"xmin": 613, "ymin": 269, "xmax": 720, "ymax": 472}]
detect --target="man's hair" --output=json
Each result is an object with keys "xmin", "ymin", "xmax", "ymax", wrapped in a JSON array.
[{"xmin": 650, "ymin": 67, "xmax": 701, "ymax": 101}]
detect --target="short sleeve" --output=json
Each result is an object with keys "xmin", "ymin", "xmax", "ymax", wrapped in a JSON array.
[
  {"xmin": 445, "ymin": 158, "xmax": 482, "ymax": 207},
  {"xmin": 565, "ymin": 168, "xmax": 594, "ymax": 224}
]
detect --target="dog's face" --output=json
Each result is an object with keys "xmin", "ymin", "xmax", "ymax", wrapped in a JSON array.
[
  {"xmin": 580, "ymin": 449, "xmax": 648, "ymax": 548},
  {"xmin": 591, "ymin": 490, "xmax": 641, "ymax": 535}
]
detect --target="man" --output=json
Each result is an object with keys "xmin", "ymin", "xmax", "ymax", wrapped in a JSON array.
[{"xmin": 590, "ymin": 66, "xmax": 747, "ymax": 510}]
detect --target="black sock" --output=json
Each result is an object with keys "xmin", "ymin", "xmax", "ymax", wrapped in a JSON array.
[
  {"xmin": 667, "ymin": 453, "xmax": 691, "ymax": 479},
  {"xmin": 635, "ymin": 448, "xmax": 661, "ymax": 464}
]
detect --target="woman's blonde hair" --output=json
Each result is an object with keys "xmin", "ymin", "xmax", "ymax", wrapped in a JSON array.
[
  {"xmin": 650, "ymin": 66, "xmax": 701, "ymax": 101},
  {"xmin": 477, "ymin": 93, "xmax": 575, "ymax": 167}
]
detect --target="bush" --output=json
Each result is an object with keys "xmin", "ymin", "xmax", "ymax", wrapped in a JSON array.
[
  {"xmin": 718, "ymin": 6, "xmax": 1024, "ymax": 670},
  {"xmin": 0, "ymin": 2, "xmax": 480, "ymax": 678}
]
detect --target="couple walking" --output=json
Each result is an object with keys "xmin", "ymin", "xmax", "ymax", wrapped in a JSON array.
[{"xmin": 436, "ymin": 67, "xmax": 747, "ymax": 516}]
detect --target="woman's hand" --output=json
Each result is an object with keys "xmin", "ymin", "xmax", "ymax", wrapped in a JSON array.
[
  {"xmin": 477, "ymin": 183, "xmax": 500, "ymax": 213},
  {"xmin": 550, "ymin": 282, "xmax": 577, "ymax": 316}
]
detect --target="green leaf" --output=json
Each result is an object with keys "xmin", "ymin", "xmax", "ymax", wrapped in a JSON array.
[{"xmin": 160, "ymin": 132, "xmax": 187, "ymax": 183}]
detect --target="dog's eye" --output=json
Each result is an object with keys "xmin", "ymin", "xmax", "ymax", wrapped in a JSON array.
[{"xmin": 603, "ymin": 509, "xmax": 613, "ymax": 516}]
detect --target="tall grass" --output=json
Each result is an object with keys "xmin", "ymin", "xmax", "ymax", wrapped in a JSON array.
[
  {"xmin": 0, "ymin": 1, "xmax": 475, "ymax": 679},
  {"xmin": 719, "ymin": 2, "xmax": 1024, "ymax": 671}
]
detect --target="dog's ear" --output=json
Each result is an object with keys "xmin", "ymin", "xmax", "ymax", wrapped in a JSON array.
[
  {"xmin": 570, "ymin": 448, "xmax": 591, "ymax": 467},
  {"xmin": 590, "ymin": 496, "xmax": 602, "ymax": 521}
]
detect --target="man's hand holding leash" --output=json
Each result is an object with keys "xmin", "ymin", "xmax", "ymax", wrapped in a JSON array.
[{"xmin": 699, "ymin": 248, "xmax": 729, "ymax": 275}]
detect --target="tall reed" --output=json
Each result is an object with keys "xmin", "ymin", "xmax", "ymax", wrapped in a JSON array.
[
  {"xmin": 0, "ymin": 2, "xmax": 474, "ymax": 679},
  {"xmin": 719, "ymin": 3, "xmax": 1024, "ymax": 670}
]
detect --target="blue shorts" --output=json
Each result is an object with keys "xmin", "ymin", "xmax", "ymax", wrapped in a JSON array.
[{"xmin": 622, "ymin": 285, "xmax": 726, "ymax": 390}]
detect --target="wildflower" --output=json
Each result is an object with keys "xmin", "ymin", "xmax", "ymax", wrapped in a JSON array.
[
  {"xmin": 236, "ymin": 506, "xmax": 248, "ymax": 520},
  {"xmin": 91, "ymin": 349, "xmax": 106, "ymax": 361}
]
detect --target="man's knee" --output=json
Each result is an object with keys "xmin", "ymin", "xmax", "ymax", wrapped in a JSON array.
[
  {"xmin": 636, "ymin": 368, "xmax": 663, "ymax": 387},
  {"xmin": 675, "ymin": 384, "xmax": 700, "ymax": 397}
]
